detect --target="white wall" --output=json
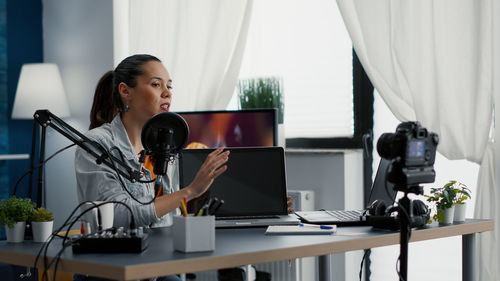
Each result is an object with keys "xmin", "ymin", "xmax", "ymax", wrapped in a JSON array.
[{"xmin": 42, "ymin": 0, "xmax": 114, "ymax": 227}]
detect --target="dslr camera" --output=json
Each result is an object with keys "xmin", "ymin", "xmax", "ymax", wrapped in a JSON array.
[{"xmin": 377, "ymin": 121, "xmax": 439, "ymax": 187}]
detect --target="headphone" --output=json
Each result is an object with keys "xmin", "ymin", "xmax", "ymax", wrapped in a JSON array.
[{"xmin": 366, "ymin": 199, "xmax": 430, "ymax": 230}]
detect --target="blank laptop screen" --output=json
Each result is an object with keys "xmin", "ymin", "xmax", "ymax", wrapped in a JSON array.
[{"xmin": 179, "ymin": 147, "xmax": 288, "ymax": 217}]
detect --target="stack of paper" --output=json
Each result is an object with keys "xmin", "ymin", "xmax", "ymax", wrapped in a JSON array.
[{"xmin": 265, "ymin": 224, "xmax": 336, "ymax": 235}]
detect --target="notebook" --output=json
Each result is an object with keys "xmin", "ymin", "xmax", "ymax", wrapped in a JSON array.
[
  {"xmin": 294, "ymin": 158, "xmax": 397, "ymax": 226},
  {"xmin": 179, "ymin": 147, "xmax": 300, "ymax": 228}
]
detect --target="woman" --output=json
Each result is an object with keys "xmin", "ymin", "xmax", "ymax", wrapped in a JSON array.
[{"xmin": 74, "ymin": 54, "xmax": 229, "ymax": 281}]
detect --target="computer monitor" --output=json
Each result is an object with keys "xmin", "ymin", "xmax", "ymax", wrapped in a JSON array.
[{"xmin": 176, "ymin": 109, "xmax": 278, "ymax": 148}]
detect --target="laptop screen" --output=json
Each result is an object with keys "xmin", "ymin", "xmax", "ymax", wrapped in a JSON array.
[
  {"xmin": 179, "ymin": 147, "xmax": 288, "ymax": 217},
  {"xmin": 366, "ymin": 158, "xmax": 397, "ymax": 208}
]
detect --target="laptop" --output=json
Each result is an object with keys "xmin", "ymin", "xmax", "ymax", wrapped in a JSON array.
[
  {"xmin": 294, "ymin": 158, "xmax": 397, "ymax": 226},
  {"xmin": 179, "ymin": 147, "xmax": 300, "ymax": 228}
]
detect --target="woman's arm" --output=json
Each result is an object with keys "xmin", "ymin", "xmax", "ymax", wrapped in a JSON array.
[{"xmin": 153, "ymin": 148, "xmax": 229, "ymax": 217}]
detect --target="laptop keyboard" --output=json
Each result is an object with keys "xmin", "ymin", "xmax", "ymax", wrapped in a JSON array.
[
  {"xmin": 216, "ymin": 215, "xmax": 280, "ymax": 220},
  {"xmin": 324, "ymin": 210, "xmax": 364, "ymax": 221}
]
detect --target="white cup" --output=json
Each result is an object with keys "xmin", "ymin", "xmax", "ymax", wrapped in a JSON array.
[{"xmin": 81, "ymin": 201, "xmax": 114, "ymax": 232}]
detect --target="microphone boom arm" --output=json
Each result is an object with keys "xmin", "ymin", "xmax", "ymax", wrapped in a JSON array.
[{"xmin": 34, "ymin": 109, "xmax": 142, "ymax": 183}]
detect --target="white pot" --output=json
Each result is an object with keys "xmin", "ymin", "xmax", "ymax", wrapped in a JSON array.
[
  {"xmin": 454, "ymin": 203, "xmax": 467, "ymax": 222},
  {"xmin": 439, "ymin": 206, "xmax": 455, "ymax": 225},
  {"xmin": 278, "ymin": 123, "xmax": 286, "ymax": 148},
  {"xmin": 5, "ymin": 221, "xmax": 26, "ymax": 243},
  {"xmin": 32, "ymin": 221, "xmax": 54, "ymax": 243}
]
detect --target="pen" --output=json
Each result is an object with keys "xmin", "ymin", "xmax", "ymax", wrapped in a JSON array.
[
  {"xmin": 196, "ymin": 208, "xmax": 204, "ymax": 216},
  {"xmin": 299, "ymin": 223, "xmax": 334, "ymax": 230},
  {"xmin": 210, "ymin": 199, "xmax": 224, "ymax": 215},
  {"xmin": 180, "ymin": 200, "xmax": 188, "ymax": 217}
]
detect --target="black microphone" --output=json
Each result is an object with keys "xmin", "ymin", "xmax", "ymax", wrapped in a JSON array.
[{"xmin": 141, "ymin": 112, "xmax": 189, "ymax": 176}]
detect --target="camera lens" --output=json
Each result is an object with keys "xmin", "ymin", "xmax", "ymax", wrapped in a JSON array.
[{"xmin": 377, "ymin": 133, "xmax": 397, "ymax": 159}]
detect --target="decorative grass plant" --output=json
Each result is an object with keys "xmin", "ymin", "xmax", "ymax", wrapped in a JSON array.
[{"xmin": 238, "ymin": 77, "xmax": 284, "ymax": 124}]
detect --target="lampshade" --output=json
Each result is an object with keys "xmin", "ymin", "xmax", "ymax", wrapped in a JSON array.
[{"xmin": 11, "ymin": 63, "xmax": 70, "ymax": 119}]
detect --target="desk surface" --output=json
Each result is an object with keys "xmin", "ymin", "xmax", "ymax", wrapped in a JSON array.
[{"xmin": 0, "ymin": 219, "xmax": 493, "ymax": 280}]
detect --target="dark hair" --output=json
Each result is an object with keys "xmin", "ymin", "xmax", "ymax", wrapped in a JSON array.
[{"xmin": 89, "ymin": 54, "xmax": 162, "ymax": 129}]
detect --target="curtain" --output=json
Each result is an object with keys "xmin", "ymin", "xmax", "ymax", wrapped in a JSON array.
[
  {"xmin": 336, "ymin": 0, "xmax": 495, "ymax": 279},
  {"xmin": 118, "ymin": 0, "xmax": 253, "ymax": 111}
]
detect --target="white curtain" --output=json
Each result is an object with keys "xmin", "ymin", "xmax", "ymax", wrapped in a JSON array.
[
  {"xmin": 115, "ymin": 0, "xmax": 253, "ymax": 111},
  {"xmin": 336, "ymin": 0, "xmax": 496, "ymax": 279}
]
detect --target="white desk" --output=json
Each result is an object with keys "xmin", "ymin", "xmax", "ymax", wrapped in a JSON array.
[{"xmin": 0, "ymin": 219, "xmax": 493, "ymax": 281}]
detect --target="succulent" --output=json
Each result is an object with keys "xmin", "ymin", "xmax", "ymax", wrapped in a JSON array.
[{"xmin": 32, "ymin": 207, "xmax": 54, "ymax": 222}]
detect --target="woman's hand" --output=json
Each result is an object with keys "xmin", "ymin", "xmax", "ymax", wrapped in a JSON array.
[
  {"xmin": 186, "ymin": 148, "xmax": 229, "ymax": 200},
  {"xmin": 287, "ymin": 196, "xmax": 295, "ymax": 213}
]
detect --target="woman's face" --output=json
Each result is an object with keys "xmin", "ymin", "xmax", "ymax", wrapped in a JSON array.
[{"xmin": 125, "ymin": 61, "xmax": 173, "ymax": 123}]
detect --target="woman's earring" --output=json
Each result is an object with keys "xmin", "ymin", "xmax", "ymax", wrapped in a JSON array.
[{"xmin": 124, "ymin": 105, "xmax": 130, "ymax": 112}]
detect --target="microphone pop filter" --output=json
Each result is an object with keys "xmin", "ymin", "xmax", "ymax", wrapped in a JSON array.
[{"xmin": 141, "ymin": 112, "xmax": 189, "ymax": 160}]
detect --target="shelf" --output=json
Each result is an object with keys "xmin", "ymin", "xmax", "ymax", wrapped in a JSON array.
[{"xmin": 0, "ymin": 154, "xmax": 30, "ymax": 160}]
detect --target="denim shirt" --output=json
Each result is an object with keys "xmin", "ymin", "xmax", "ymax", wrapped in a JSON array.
[{"xmin": 74, "ymin": 114, "xmax": 179, "ymax": 228}]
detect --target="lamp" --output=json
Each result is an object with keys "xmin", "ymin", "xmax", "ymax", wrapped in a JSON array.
[
  {"xmin": 12, "ymin": 63, "xmax": 70, "ymax": 119},
  {"xmin": 11, "ymin": 63, "xmax": 70, "ymax": 208}
]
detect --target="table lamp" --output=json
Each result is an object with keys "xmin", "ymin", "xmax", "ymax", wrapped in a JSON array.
[
  {"xmin": 11, "ymin": 63, "xmax": 70, "ymax": 119},
  {"xmin": 11, "ymin": 63, "xmax": 70, "ymax": 207}
]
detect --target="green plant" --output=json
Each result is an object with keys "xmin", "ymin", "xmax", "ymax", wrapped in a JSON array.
[
  {"xmin": 32, "ymin": 207, "xmax": 54, "ymax": 222},
  {"xmin": 425, "ymin": 180, "xmax": 471, "ymax": 222},
  {"xmin": 0, "ymin": 196, "xmax": 35, "ymax": 228},
  {"xmin": 454, "ymin": 182, "xmax": 471, "ymax": 205},
  {"xmin": 238, "ymin": 76, "xmax": 284, "ymax": 123}
]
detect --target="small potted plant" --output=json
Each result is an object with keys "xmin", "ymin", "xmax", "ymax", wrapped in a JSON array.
[
  {"xmin": 0, "ymin": 196, "xmax": 35, "ymax": 242},
  {"xmin": 453, "ymin": 182, "xmax": 471, "ymax": 222},
  {"xmin": 238, "ymin": 76, "xmax": 285, "ymax": 146},
  {"xmin": 31, "ymin": 207, "xmax": 54, "ymax": 242},
  {"xmin": 425, "ymin": 181, "xmax": 458, "ymax": 224}
]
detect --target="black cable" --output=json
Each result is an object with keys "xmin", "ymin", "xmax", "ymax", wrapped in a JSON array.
[
  {"xmin": 359, "ymin": 249, "xmax": 370, "ymax": 281},
  {"xmin": 12, "ymin": 144, "xmax": 76, "ymax": 196},
  {"xmin": 91, "ymin": 141, "xmax": 161, "ymax": 205},
  {"xmin": 34, "ymin": 201, "xmax": 136, "ymax": 281},
  {"xmin": 384, "ymin": 158, "xmax": 399, "ymax": 201}
]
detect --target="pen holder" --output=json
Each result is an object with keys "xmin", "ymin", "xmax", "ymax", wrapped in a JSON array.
[{"xmin": 173, "ymin": 215, "xmax": 215, "ymax": 252}]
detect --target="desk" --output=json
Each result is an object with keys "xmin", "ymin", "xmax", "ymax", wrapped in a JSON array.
[{"xmin": 0, "ymin": 219, "xmax": 493, "ymax": 281}]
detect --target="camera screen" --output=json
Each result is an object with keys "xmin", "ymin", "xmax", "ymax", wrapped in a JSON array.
[{"xmin": 408, "ymin": 140, "xmax": 425, "ymax": 157}]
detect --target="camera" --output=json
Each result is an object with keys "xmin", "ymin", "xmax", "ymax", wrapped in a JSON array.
[{"xmin": 377, "ymin": 121, "xmax": 439, "ymax": 186}]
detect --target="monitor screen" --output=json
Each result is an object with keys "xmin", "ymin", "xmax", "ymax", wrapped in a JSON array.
[{"xmin": 176, "ymin": 109, "xmax": 277, "ymax": 148}]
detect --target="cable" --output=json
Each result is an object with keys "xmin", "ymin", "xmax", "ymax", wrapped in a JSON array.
[
  {"xmin": 359, "ymin": 249, "xmax": 370, "ymax": 281},
  {"xmin": 384, "ymin": 158, "xmax": 399, "ymax": 201},
  {"xmin": 12, "ymin": 144, "xmax": 76, "ymax": 196},
  {"xmin": 90, "ymin": 141, "xmax": 158, "ymax": 205},
  {"xmin": 33, "ymin": 201, "xmax": 136, "ymax": 281}
]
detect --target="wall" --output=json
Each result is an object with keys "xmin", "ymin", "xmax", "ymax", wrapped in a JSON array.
[
  {"xmin": 5, "ymin": 0, "xmax": 43, "ymax": 203},
  {"xmin": 42, "ymin": 0, "xmax": 114, "ymax": 227}
]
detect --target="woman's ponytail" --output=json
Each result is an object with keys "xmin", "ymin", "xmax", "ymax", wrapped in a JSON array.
[{"xmin": 89, "ymin": 71, "xmax": 118, "ymax": 129}]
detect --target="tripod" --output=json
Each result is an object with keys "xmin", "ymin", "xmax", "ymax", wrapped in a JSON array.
[{"xmin": 396, "ymin": 184, "xmax": 423, "ymax": 281}]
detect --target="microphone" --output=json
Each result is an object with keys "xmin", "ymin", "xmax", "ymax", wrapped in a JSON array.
[{"xmin": 141, "ymin": 112, "xmax": 189, "ymax": 177}]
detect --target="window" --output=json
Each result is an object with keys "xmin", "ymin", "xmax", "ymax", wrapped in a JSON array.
[{"xmin": 228, "ymin": 0, "xmax": 371, "ymax": 148}]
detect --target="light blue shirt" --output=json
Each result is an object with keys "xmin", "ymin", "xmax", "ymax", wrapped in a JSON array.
[{"xmin": 74, "ymin": 114, "xmax": 179, "ymax": 228}]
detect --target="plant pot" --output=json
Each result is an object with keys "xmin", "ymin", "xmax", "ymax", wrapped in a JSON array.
[
  {"xmin": 454, "ymin": 203, "xmax": 467, "ymax": 222},
  {"xmin": 278, "ymin": 123, "xmax": 286, "ymax": 147},
  {"xmin": 438, "ymin": 206, "xmax": 455, "ymax": 225},
  {"xmin": 5, "ymin": 222, "xmax": 26, "ymax": 243},
  {"xmin": 32, "ymin": 221, "xmax": 54, "ymax": 243}
]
